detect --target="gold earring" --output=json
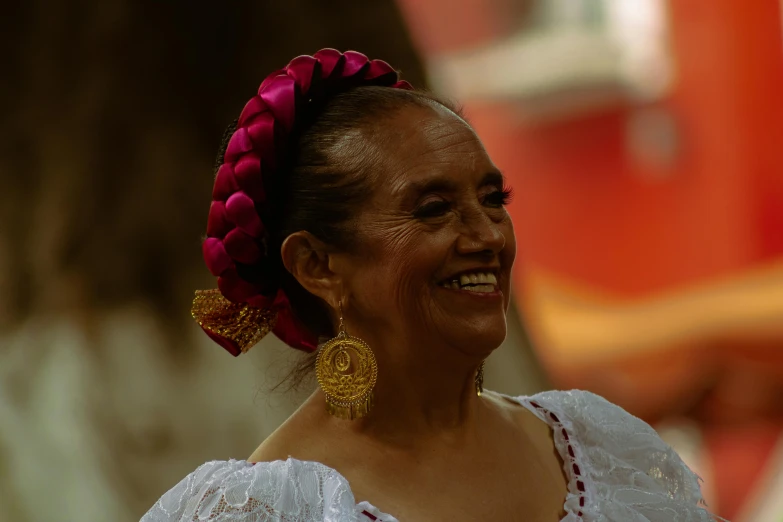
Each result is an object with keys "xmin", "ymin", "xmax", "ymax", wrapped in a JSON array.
[
  {"xmin": 316, "ymin": 301, "xmax": 378, "ymax": 420},
  {"xmin": 475, "ymin": 361, "xmax": 485, "ymax": 396}
]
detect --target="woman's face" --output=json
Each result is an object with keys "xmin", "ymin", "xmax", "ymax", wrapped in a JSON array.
[{"xmin": 337, "ymin": 103, "xmax": 516, "ymax": 359}]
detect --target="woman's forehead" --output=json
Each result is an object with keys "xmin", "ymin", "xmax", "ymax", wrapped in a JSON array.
[
  {"xmin": 391, "ymin": 104, "xmax": 477, "ymax": 150},
  {"xmin": 376, "ymin": 106, "xmax": 496, "ymax": 189}
]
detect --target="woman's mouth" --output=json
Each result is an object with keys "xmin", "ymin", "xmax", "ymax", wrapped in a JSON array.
[{"xmin": 439, "ymin": 271, "xmax": 499, "ymax": 293}]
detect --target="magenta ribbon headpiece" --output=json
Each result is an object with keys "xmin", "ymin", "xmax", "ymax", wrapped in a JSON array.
[{"xmin": 191, "ymin": 49, "xmax": 412, "ymax": 356}]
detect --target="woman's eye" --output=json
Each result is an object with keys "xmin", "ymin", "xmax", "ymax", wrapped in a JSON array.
[
  {"xmin": 484, "ymin": 188, "xmax": 513, "ymax": 208},
  {"xmin": 413, "ymin": 200, "xmax": 451, "ymax": 218}
]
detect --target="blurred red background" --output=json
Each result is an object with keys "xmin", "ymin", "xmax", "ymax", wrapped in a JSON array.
[{"xmin": 398, "ymin": 0, "xmax": 783, "ymax": 520}]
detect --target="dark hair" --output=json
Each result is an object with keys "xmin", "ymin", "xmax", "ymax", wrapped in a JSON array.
[{"xmin": 215, "ymin": 86, "xmax": 460, "ymax": 383}]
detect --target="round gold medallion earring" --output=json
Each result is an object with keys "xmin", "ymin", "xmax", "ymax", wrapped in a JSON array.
[{"xmin": 315, "ymin": 301, "xmax": 378, "ymax": 420}]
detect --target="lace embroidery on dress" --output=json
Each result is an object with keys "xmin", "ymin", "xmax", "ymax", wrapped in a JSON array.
[
  {"xmin": 525, "ymin": 398, "xmax": 588, "ymax": 521},
  {"xmin": 356, "ymin": 501, "xmax": 399, "ymax": 522},
  {"xmin": 140, "ymin": 459, "xmax": 363, "ymax": 522},
  {"xmin": 141, "ymin": 390, "xmax": 726, "ymax": 522},
  {"xmin": 518, "ymin": 390, "xmax": 725, "ymax": 522}
]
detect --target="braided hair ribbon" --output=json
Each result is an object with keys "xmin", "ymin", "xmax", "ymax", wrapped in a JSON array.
[{"xmin": 192, "ymin": 49, "xmax": 413, "ymax": 356}]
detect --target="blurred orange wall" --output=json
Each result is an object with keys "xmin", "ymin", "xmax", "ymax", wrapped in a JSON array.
[{"xmin": 397, "ymin": 0, "xmax": 783, "ymax": 297}]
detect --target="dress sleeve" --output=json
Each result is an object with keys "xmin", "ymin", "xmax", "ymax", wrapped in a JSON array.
[
  {"xmin": 527, "ymin": 390, "xmax": 726, "ymax": 521},
  {"xmin": 140, "ymin": 459, "xmax": 358, "ymax": 522}
]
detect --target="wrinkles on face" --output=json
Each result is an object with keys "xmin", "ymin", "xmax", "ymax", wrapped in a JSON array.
[
  {"xmin": 394, "ymin": 120, "xmax": 483, "ymax": 191},
  {"xmin": 339, "ymin": 103, "xmax": 516, "ymax": 359},
  {"xmin": 358, "ymin": 207, "xmax": 441, "ymax": 328}
]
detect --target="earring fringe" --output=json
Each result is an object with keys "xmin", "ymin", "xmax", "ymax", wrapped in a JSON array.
[{"xmin": 475, "ymin": 361, "xmax": 485, "ymax": 396}]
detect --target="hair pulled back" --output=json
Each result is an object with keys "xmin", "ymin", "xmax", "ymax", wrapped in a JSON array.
[{"xmin": 214, "ymin": 86, "xmax": 458, "ymax": 343}]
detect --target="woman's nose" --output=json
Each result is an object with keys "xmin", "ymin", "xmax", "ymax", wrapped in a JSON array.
[{"xmin": 455, "ymin": 211, "xmax": 506, "ymax": 255}]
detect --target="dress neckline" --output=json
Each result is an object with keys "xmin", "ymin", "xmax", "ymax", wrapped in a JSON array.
[{"xmin": 249, "ymin": 393, "xmax": 583, "ymax": 522}]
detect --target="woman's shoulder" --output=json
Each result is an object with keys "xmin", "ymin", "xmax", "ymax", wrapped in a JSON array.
[
  {"xmin": 511, "ymin": 389, "xmax": 720, "ymax": 521},
  {"xmin": 518, "ymin": 389, "xmax": 681, "ymax": 460},
  {"xmin": 140, "ymin": 458, "xmax": 358, "ymax": 522},
  {"xmin": 521, "ymin": 388, "xmax": 655, "ymax": 432},
  {"xmin": 517, "ymin": 389, "xmax": 702, "ymax": 486}
]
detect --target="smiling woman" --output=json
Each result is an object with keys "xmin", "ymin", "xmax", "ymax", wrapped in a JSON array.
[{"xmin": 143, "ymin": 50, "xmax": 723, "ymax": 521}]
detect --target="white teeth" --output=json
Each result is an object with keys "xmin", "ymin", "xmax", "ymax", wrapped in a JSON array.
[
  {"xmin": 443, "ymin": 272, "xmax": 499, "ymax": 291},
  {"xmin": 462, "ymin": 284, "xmax": 495, "ymax": 293}
]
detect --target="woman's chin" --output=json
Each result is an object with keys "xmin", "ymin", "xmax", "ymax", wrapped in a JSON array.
[{"xmin": 441, "ymin": 321, "xmax": 507, "ymax": 356}]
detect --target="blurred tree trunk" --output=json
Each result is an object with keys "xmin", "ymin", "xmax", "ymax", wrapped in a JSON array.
[
  {"xmin": 0, "ymin": 2, "xmax": 425, "ymax": 521},
  {"xmin": 0, "ymin": 0, "xmax": 426, "ymax": 334}
]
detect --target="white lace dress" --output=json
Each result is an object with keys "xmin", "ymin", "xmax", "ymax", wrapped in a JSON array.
[{"xmin": 141, "ymin": 390, "xmax": 721, "ymax": 521}]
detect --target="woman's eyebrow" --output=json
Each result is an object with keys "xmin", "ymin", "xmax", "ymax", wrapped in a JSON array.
[
  {"xmin": 392, "ymin": 176, "xmax": 457, "ymax": 202},
  {"xmin": 407, "ymin": 176, "xmax": 459, "ymax": 195},
  {"xmin": 479, "ymin": 171, "xmax": 505, "ymax": 188},
  {"xmin": 397, "ymin": 171, "xmax": 505, "ymax": 201}
]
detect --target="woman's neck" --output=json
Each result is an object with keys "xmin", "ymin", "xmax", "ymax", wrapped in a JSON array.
[
  {"xmin": 368, "ymin": 369, "xmax": 483, "ymax": 441},
  {"xmin": 319, "ymin": 329, "xmax": 490, "ymax": 445}
]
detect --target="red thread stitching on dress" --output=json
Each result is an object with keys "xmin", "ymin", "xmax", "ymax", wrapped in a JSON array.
[{"xmin": 529, "ymin": 400, "xmax": 586, "ymax": 518}]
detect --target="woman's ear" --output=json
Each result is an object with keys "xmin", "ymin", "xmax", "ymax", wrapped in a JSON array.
[{"xmin": 281, "ymin": 231, "xmax": 341, "ymax": 308}]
